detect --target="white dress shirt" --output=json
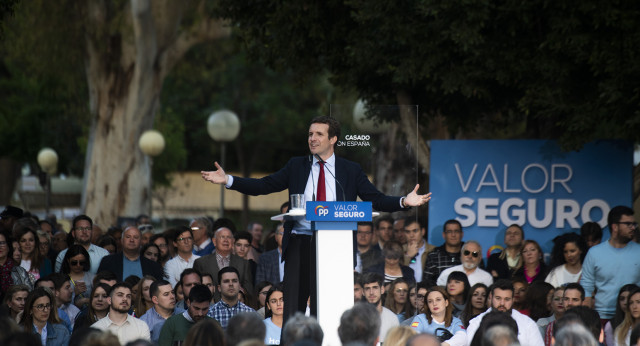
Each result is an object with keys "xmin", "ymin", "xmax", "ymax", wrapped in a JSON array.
[
  {"xmin": 164, "ymin": 253, "xmax": 200, "ymax": 287},
  {"xmin": 465, "ymin": 308, "xmax": 544, "ymax": 346},
  {"xmin": 437, "ymin": 264, "xmax": 494, "ymax": 287},
  {"xmin": 92, "ymin": 313, "xmax": 151, "ymax": 345}
]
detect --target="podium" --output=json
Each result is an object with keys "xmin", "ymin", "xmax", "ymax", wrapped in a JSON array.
[{"xmin": 273, "ymin": 201, "xmax": 373, "ymax": 346}]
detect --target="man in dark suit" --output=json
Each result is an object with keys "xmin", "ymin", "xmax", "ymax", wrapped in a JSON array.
[
  {"xmin": 97, "ymin": 226, "xmax": 164, "ymax": 281},
  {"xmin": 256, "ymin": 224, "xmax": 284, "ymax": 285},
  {"xmin": 193, "ymin": 227, "xmax": 253, "ymax": 297},
  {"xmin": 201, "ymin": 115, "xmax": 432, "ymax": 322}
]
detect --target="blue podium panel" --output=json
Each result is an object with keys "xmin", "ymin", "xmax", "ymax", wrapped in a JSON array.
[{"xmin": 306, "ymin": 201, "xmax": 372, "ymax": 222}]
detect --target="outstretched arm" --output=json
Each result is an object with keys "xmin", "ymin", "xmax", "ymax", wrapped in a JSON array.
[
  {"xmin": 201, "ymin": 162, "xmax": 229, "ymax": 185},
  {"xmin": 403, "ymin": 184, "xmax": 432, "ymax": 207}
]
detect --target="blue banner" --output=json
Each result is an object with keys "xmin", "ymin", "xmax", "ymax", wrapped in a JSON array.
[
  {"xmin": 306, "ymin": 201, "xmax": 372, "ymax": 221},
  {"xmin": 429, "ymin": 140, "xmax": 633, "ymax": 257}
]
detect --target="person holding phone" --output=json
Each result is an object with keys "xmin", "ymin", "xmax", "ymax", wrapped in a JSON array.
[{"xmin": 61, "ymin": 244, "xmax": 94, "ymax": 309}]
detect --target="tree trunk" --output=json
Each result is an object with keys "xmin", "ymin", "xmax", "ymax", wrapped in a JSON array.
[
  {"xmin": 81, "ymin": 0, "xmax": 229, "ymax": 226},
  {"xmin": 0, "ymin": 157, "xmax": 20, "ymax": 206},
  {"xmin": 396, "ymin": 90, "xmax": 431, "ymax": 185}
]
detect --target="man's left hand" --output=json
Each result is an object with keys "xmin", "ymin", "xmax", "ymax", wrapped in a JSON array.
[{"xmin": 404, "ymin": 184, "xmax": 432, "ymax": 207}]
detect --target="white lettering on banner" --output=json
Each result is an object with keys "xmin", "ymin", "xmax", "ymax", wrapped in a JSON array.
[
  {"xmin": 455, "ymin": 198, "xmax": 609, "ymax": 228},
  {"xmin": 333, "ymin": 204, "xmax": 358, "ymax": 212},
  {"xmin": 455, "ymin": 163, "xmax": 573, "ymax": 194},
  {"xmin": 334, "ymin": 211, "xmax": 365, "ymax": 218}
]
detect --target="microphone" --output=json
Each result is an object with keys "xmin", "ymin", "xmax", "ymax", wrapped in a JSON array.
[
  {"xmin": 314, "ymin": 154, "xmax": 346, "ymax": 201},
  {"xmin": 309, "ymin": 155, "xmax": 316, "ymax": 201}
]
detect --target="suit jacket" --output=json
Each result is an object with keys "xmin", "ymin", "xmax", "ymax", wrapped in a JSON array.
[
  {"xmin": 97, "ymin": 253, "xmax": 164, "ymax": 281},
  {"xmin": 255, "ymin": 248, "xmax": 281, "ymax": 285},
  {"xmin": 193, "ymin": 252, "xmax": 254, "ymax": 294},
  {"xmin": 231, "ymin": 155, "xmax": 407, "ymax": 257},
  {"xmin": 366, "ymin": 262, "xmax": 415, "ymax": 283}
]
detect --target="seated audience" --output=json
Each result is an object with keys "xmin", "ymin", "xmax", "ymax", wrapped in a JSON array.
[
  {"xmin": 614, "ymin": 286, "xmax": 640, "ymax": 346},
  {"xmin": 409, "ymin": 286, "xmax": 466, "ymax": 345},
  {"xmin": 338, "ymin": 303, "xmax": 380, "ymax": 346},
  {"xmin": 263, "ymin": 285, "xmax": 284, "ymax": 346},
  {"xmin": 20, "ymin": 287, "xmax": 70, "ymax": 346},
  {"xmin": 513, "ymin": 240, "xmax": 548, "ymax": 284},
  {"xmin": 281, "ymin": 312, "xmax": 323, "ymax": 346},
  {"xmin": 384, "ymin": 278, "xmax": 414, "ymax": 323},
  {"xmin": 544, "ymin": 233, "xmax": 586, "ymax": 287},
  {"xmin": 460, "ymin": 283, "xmax": 489, "ymax": 328},
  {"xmin": 446, "ymin": 271, "xmax": 471, "ymax": 317},
  {"xmin": 604, "ymin": 284, "xmax": 638, "ymax": 346}
]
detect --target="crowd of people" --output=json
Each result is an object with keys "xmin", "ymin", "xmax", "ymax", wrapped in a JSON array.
[{"xmin": 1, "ymin": 203, "xmax": 640, "ymax": 346}]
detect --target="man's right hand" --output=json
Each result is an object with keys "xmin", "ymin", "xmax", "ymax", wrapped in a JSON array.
[
  {"xmin": 201, "ymin": 162, "xmax": 228, "ymax": 185},
  {"xmin": 406, "ymin": 241, "xmax": 419, "ymax": 258}
]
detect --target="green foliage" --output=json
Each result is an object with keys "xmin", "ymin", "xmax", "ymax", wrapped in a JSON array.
[{"xmin": 217, "ymin": 0, "xmax": 640, "ymax": 149}]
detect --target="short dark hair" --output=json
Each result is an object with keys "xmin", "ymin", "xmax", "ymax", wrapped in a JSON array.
[
  {"xmin": 72, "ymin": 214, "xmax": 93, "ymax": 230},
  {"xmin": 48, "ymin": 272, "xmax": 71, "ymax": 290},
  {"xmin": 338, "ymin": 303, "xmax": 380, "ymax": 346},
  {"xmin": 356, "ymin": 221, "xmax": 373, "ymax": 230},
  {"xmin": 93, "ymin": 271, "xmax": 118, "ymax": 287},
  {"xmin": 580, "ymin": 222, "xmax": 602, "ymax": 243},
  {"xmin": 310, "ymin": 115, "xmax": 341, "ymax": 140},
  {"xmin": 490, "ymin": 279, "xmax": 514, "ymax": 296},
  {"xmin": 564, "ymin": 283, "xmax": 586, "ymax": 301},
  {"xmin": 149, "ymin": 233, "xmax": 167, "ymax": 244},
  {"xmin": 188, "ymin": 284, "xmax": 212, "ymax": 304},
  {"xmin": 110, "ymin": 282, "xmax": 132, "ymax": 297},
  {"xmin": 559, "ymin": 306, "xmax": 601, "ymax": 341},
  {"xmin": 218, "ymin": 266, "xmax": 240, "ymax": 284},
  {"xmin": 234, "ymin": 231, "xmax": 252, "ymax": 244},
  {"xmin": 608, "ymin": 205, "xmax": 634, "ymax": 231},
  {"xmin": 470, "ymin": 311, "xmax": 518, "ymax": 346},
  {"xmin": 359, "ymin": 272, "xmax": 384, "ymax": 287},
  {"xmin": 443, "ymin": 219, "xmax": 462, "ymax": 232},
  {"xmin": 172, "ymin": 226, "xmax": 193, "ymax": 243},
  {"xmin": 403, "ymin": 216, "xmax": 424, "ymax": 229},
  {"xmin": 281, "ymin": 312, "xmax": 323, "ymax": 346},
  {"xmin": 374, "ymin": 215, "xmax": 394, "ymax": 230},
  {"xmin": 180, "ymin": 268, "xmax": 202, "ymax": 285},
  {"xmin": 150, "ymin": 279, "xmax": 172, "ymax": 299},
  {"xmin": 226, "ymin": 312, "xmax": 266, "ymax": 346}
]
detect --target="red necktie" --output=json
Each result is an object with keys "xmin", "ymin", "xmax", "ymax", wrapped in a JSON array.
[{"xmin": 317, "ymin": 161, "xmax": 326, "ymax": 201}]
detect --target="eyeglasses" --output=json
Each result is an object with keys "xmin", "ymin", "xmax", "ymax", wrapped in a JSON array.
[
  {"xmin": 75, "ymin": 227, "xmax": 92, "ymax": 232},
  {"xmin": 616, "ymin": 222, "xmax": 638, "ymax": 229},
  {"xmin": 139, "ymin": 224, "xmax": 154, "ymax": 231},
  {"xmin": 34, "ymin": 303, "xmax": 51, "ymax": 311},
  {"xmin": 177, "ymin": 237, "xmax": 193, "ymax": 243},
  {"xmin": 70, "ymin": 260, "xmax": 87, "ymax": 266},
  {"xmin": 463, "ymin": 250, "xmax": 480, "ymax": 258}
]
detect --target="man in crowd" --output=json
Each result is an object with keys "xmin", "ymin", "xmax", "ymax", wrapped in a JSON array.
[
  {"xmin": 50, "ymin": 273, "xmax": 80, "ymax": 325},
  {"xmin": 580, "ymin": 222, "xmax": 602, "ymax": 249},
  {"xmin": 402, "ymin": 217, "xmax": 435, "ymax": 282},
  {"xmin": 465, "ymin": 279, "xmax": 544, "ymax": 346},
  {"xmin": 164, "ymin": 226, "xmax": 200, "ymax": 287},
  {"xmin": 191, "ymin": 217, "xmax": 214, "ymax": 256},
  {"xmin": 338, "ymin": 303, "xmax": 381, "ymax": 346},
  {"xmin": 207, "ymin": 266, "xmax": 255, "ymax": 330},
  {"xmin": 373, "ymin": 215, "xmax": 394, "ymax": 251},
  {"xmin": 55, "ymin": 215, "xmax": 109, "ymax": 274},
  {"xmin": 354, "ymin": 221, "xmax": 383, "ymax": 273},
  {"xmin": 158, "ymin": 284, "xmax": 216, "ymax": 346},
  {"xmin": 423, "ymin": 219, "xmax": 464, "ymax": 284},
  {"xmin": 194, "ymin": 227, "xmax": 253, "ymax": 294},
  {"xmin": 581, "ymin": 205, "xmax": 640, "ymax": 321},
  {"xmin": 393, "ymin": 215, "xmax": 407, "ymax": 244},
  {"xmin": 200, "ymin": 115, "xmax": 431, "ymax": 324},
  {"xmin": 256, "ymin": 223, "xmax": 284, "ymax": 284},
  {"xmin": 234, "ymin": 231, "xmax": 258, "ymax": 277},
  {"xmin": 174, "ymin": 268, "xmax": 202, "ymax": 314},
  {"xmin": 281, "ymin": 313, "xmax": 324, "ymax": 346},
  {"xmin": 360, "ymin": 272, "xmax": 398, "ymax": 343},
  {"xmin": 247, "ymin": 221, "xmax": 264, "ymax": 258},
  {"xmin": 97, "ymin": 225, "xmax": 164, "ymax": 281},
  {"xmin": 544, "ymin": 283, "xmax": 586, "ymax": 345},
  {"xmin": 436, "ymin": 240, "xmax": 493, "ymax": 287},
  {"xmin": 140, "ymin": 279, "xmax": 176, "ymax": 343},
  {"xmin": 92, "ymin": 282, "xmax": 151, "ymax": 344}
]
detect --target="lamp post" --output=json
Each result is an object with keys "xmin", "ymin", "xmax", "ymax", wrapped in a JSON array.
[
  {"xmin": 207, "ymin": 110, "xmax": 240, "ymax": 217},
  {"xmin": 139, "ymin": 130, "xmax": 165, "ymax": 216},
  {"xmin": 37, "ymin": 148, "xmax": 58, "ymax": 215}
]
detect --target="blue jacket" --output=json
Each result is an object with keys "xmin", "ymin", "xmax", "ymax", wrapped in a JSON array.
[{"xmin": 33, "ymin": 323, "xmax": 70, "ymax": 346}]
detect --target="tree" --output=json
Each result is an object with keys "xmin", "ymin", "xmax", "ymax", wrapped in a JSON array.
[{"xmin": 80, "ymin": 0, "xmax": 229, "ymax": 225}]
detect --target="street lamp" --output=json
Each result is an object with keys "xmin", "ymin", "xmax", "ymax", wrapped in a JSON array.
[
  {"xmin": 139, "ymin": 130, "xmax": 165, "ymax": 216},
  {"xmin": 207, "ymin": 110, "xmax": 241, "ymax": 217},
  {"xmin": 37, "ymin": 148, "xmax": 58, "ymax": 215}
]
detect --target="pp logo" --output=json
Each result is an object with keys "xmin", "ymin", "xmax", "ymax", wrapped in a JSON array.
[{"xmin": 314, "ymin": 205, "xmax": 329, "ymax": 216}]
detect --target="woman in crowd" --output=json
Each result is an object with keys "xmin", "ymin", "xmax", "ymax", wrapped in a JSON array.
[
  {"xmin": 97, "ymin": 235, "xmax": 117, "ymax": 255},
  {"xmin": 133, "ymin": 275, "xmax": 156, "ymax": 317},
  {"xmin": 460, "ymin": 283, "xmax": 488, "ymax": 327},
  {"xmin": 263, "ymin": 285, "xmax": 284, "ymax": 346},
  {"xmin": 384, "ymin": 278, "xmax": 414, "ymax": 322},
  {"xmin": 511, "ymin": 277, "xmax": 529, "ymax": 313},
  {"xmin": 19, "ymin": 286, "xmax": 70, "ymax": 346},
  {"xmin": 61, "ymin": 244, "xmax": 94, "ymax": 309},
  {"xmin": 16, "ymin": 227, "xmax": 52, "ymax": 285},
  {"xmin": 410, "ymin": 286, "xmax": 466, "ymax": 345},
  {"xmin": 545, "ymin": 233, "xmax": 587, "ymax": 287},
  {"xmin": 539, "ymin": 287, "xmax": 565, "ymax": 338},
  {"xmin": 2, "ymin": 284, "xmax": 29, "ymax": 322},
  {"xmin": 614, "ymin": 286, "xmax": 640, "ymax": 346},
  {"xmin": 525, "ymin": 281, "xmax": 555, "ymax": 322},
  {"xmin": 605, "ymin": 284, "xmax": 639, "ymax": 346},
  {"xmin": 72, "ymin": 283, "xmax": 111, "ymax": 332},
  {"xmin": 255, "ymin": 281, "xmax": 273, "ymax": 317},
  {"xmin": 37, "ymin": 230, "xmax": 55, "ymax": 265},
  {"xmin": 368, "ymin": 240, "xmax": 414, "ymax": 286},
  {"xmin": 141, "ymin": 243, "xmax": 161, "ymax": 263},
  {"xmin": 0, "ymin": 230, "xmax": 19, "ymax": 295},
  {"xmin": 446, "ymin": 271, "xmax": 470, "ymax": 318},
  {"xmin": 487, "ymin": 224, "xmax": 524, "ymax": 279},
  {"xmin": 513, "ymin": 240, "xmax": 548, "ymax": 284},
  {"xmin": 385, "ymin": 326, "xmax": 417, "ymax": 346}
]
